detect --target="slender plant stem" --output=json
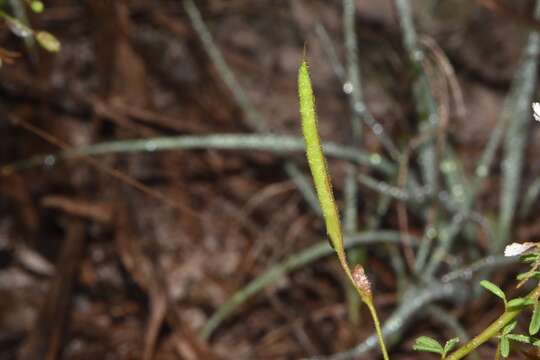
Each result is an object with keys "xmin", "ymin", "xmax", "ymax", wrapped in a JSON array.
[
  {"xmin": 315, "ymin": 24, "xmax": 346, "ymax": 81},
  {"xmin": 1, "ymin": 134, "xmax": 395, "ymax": 175},
  {"xmin": 312, "ymin": 282, "xmax": 466, "ymax": 360},
  {"xmin": 8, "ymin": 0, "xmax": 36, "ymax": 58},
  {"xmin": 366, "ymin": 301, "xmax": 390, "ymax": 360},
  {"xmin": 446, "ymin": 286, "xmax": 540, "ymax": 360},
  {"xmin": 343, "ymin": 0, "xmax": 363, "ymax": 143},
  {"xmin": 394, "ymin": 0, "xmax": 439, "ymax": 194},
  {"xmin": 342, "ymin": 0, "xmax": 370, "ymax": 325},
  {"xmin": 336, "ymin": 249, "xmax": 390, "ymax": 360}
]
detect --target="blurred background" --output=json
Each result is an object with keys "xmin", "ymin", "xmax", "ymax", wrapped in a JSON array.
[{"xmin": 1, "ymin": 0, "xmax": 540, "ymax": 359}]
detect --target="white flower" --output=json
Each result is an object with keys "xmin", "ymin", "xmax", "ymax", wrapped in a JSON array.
[
  {"xmin": 533, "ymin": 102, "xmax": 540, "ymax": 122},
  {"xmin": 504, "ymin": 242, "xmax": 536, "ymax": 257}
]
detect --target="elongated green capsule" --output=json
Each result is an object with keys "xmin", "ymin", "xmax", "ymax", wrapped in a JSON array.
[
  {"xmin": 298, "ymin": 57, "xmax": 344, "ymax": 255},
  {"xmin": 298, "ymin": 58, "xmax": 389, "ymax": 360}
]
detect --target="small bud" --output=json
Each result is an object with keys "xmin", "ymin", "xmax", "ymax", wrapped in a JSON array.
[
  {"xmin": 504, "ymin": 242, "xmax": 536, "ymax": 257},
  {"xmin": 351, "ymin": 265, "xmax": 372, "ymax": 298},
  {"xmin": 35, "ymin": 31, "xmax": 60, "ymax": 53},
  {"xmin": 31, "ymin": 1, "xmax": 44, "ymax": 13},
  {"xmin": 533, "ymin": 102, "xmax": 540, "ymax": 122}
]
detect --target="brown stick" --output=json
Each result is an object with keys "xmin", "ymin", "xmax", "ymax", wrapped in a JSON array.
[{"xmin": 18, "ymin": 221, "xmax": 86, "ymax": 360}]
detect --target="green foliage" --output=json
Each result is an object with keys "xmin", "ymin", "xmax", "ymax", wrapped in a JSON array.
[
  {"xmin": 517, "ymin": 251, "xmax": 540, "ymax": 287},
  {"xmin": 507, "ymin": 297, "xmax": 535, "ymax": 310},
  {"xmin": 498, "ymin": 321, "xmax": 516, "ymax": 358},
  {"xmin": 517, "ymin": 271, "xmax": 540, "ymax": 281},
  {"xmin": 500, "ymin": 336, "xmax": 510, "ymax": 357},
  {"xmin": 495, "ymin": 320, "xmax": 540, "ymax": 358},
  {"xmin": 506, "ymin": 334, "xmax": 540, "ymax": 345},
  {"xmin": 480, "ymin": 280, "xmax": 506, "ymax": 305},
  {"xmin": 413, "ymin": 336, "xmax": 443, "ymax": 355},
  {"xmin": 413, "ymin": 336, "xmax": 460, "ymax": 359}
]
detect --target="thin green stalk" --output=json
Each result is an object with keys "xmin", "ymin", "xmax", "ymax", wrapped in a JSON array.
[
  {"xmin": 314, "ymin": 282, "xmax": 466, "ymax": 360},
  {"xmin": 367, "ymin": 301, "xmax": 390, "ymax": 360},
  {"xmin": 343, "ymin": 0, "xmax": 363, "ymax": 143},
  {"xmin": 441, "ymin": 255, "xmax": 517, "ymax": 283},
  {"xmin": 315, "ymin": 23, "xmax": 346, "ymax": 81},
  {"xmin": 343, "ymin": 0, "xmax": 400, "ymax": 160},
  {"xmin": 8, "ymin": 0, "xmax": 36, "ymax": 60},
  {"xmin": 1, "ymin": 134, "xmax": 395, "ymax": 175},
  {"xmin": 394, "ymin": 0, "xmax": 439, "ymax": 194},
  {"xmin": 342, "ymin": 0, "xmax": 365, "ymax": 324},
  {"xmin": 344, "ymin": 165, "xmax": 363, "ymax": 324},
  {"xmin": 446, "ymin": 286, "xmax": 540, "ymax": 360}
]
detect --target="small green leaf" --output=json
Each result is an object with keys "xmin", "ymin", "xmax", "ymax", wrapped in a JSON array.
[
  {"xmin": 507, "ymin": 334, "xmax": 534, "ymax": 344},
  {"xmin": 507, "ymin": 297, "xmax": 536, "ymax": 310},
  {"xmin": 500, "ymin": 336, "xmax": 510, "ymax": 357},
  {"xmin": 413, "ymin": 336, "xmax": 443, "ymax": 355},
  {"xmin": 531, "ymin": 301, "xmax": 540, "ymax": 335},
  {"xmin": 35, "ymin": 31, "xmax": 61, "ymax": 52},
  {"xmin": 442, "ymin": 337, "xmax": 460, "ymax": 357},
  {"xmin": 480, "ymin": 280, "xmax": 506, "ymax": 303},
  {"xmin": 517, "ymin": 272, "xmax": 531, "ymax": 281},
  {"xmin": 517, "ymin": 271, "xmax": 540, "ymax": 281},
  {"xmin": 503, "ymin": 320, "xmax": 517, "ymax": 335}
]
